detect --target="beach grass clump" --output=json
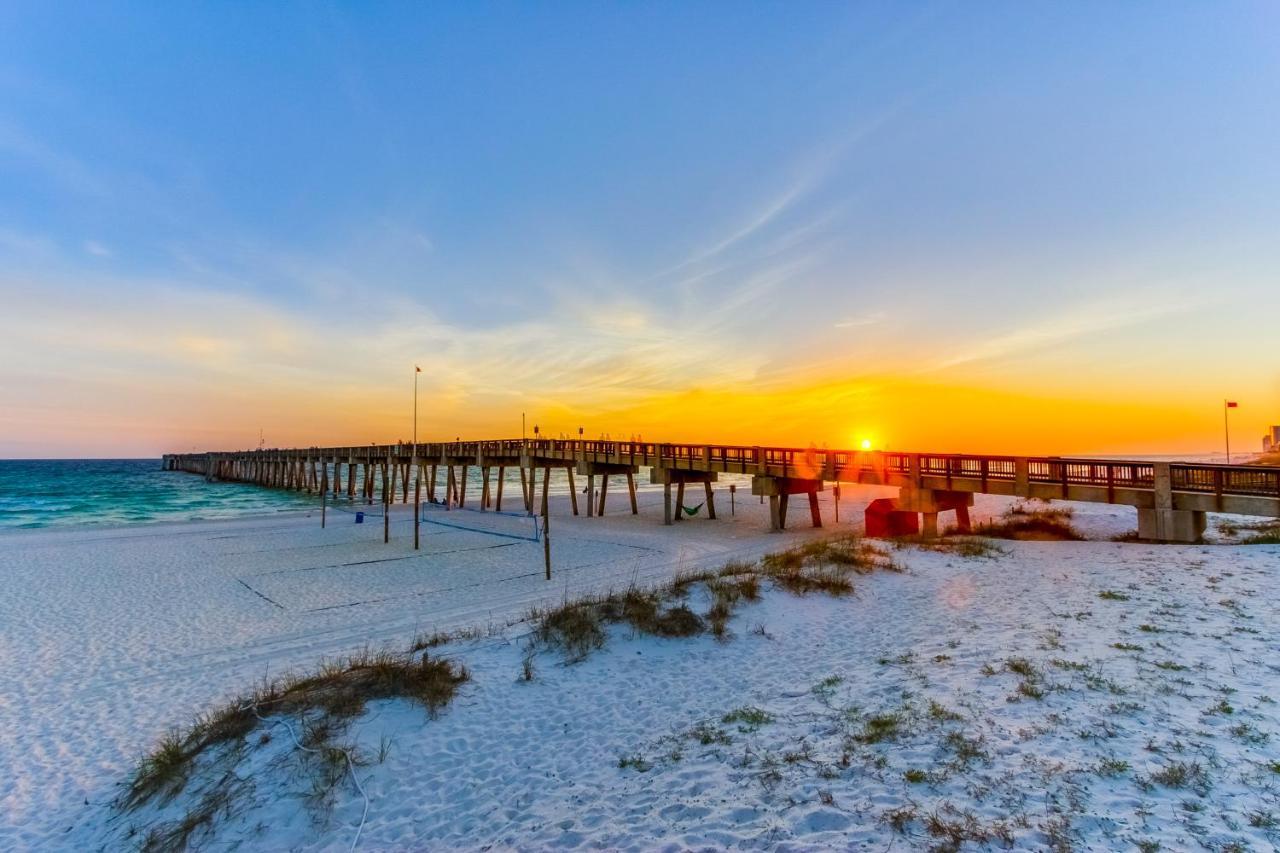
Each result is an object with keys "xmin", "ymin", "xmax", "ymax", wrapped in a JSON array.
[
  {"xmin": 125, "ymin": 731, "xmax": 194, "ymax": 811},
  {"xmin": 1219, "ymin": 518, "xmax": 1280, "ymax": 542},
  {"xmin": 534, "ymin": 585, "xmax": 712, "ymax": 661},
  {"xmin": 760, "ymin": 534, "xmax": 896, "ymax": 596},
  {"xmin": 970, "ymin": 503, "xmax": 1084, "ymax": 541},
  {"xmin": 1146, "ymin": 760, "xmax": 1209, "ymax": 792},
  {"xmin": 912, "ymin": 535, "xmax": 1006, "ymax": 558},
  {"xmin": 534, "ymin": 536, "xmax": 899, "ymax": 661},
  {"xmin": 533, "ymin": 599, "xmax": 608, "ymax": 661},
  {"xmin": 267, "ymin": 650, "xmax": 469, "ymax": 720},
  {"xmin": 857, "ymin": 711, "xmax": 904, "ymax": 744},
  {"xmin": 922, "ymin": 804, "xmax": 1014, "ymax": 849},
  {"xmin": 123, "ymin": 646, "xmax": 469, "ymax": 840},
  {"xmin": 139, "ymin": 783, "xmax": 246, "ymax": 853},
  {"xmin": 723, "ymin": 706, "xmax": 774, "ymax": 730}
]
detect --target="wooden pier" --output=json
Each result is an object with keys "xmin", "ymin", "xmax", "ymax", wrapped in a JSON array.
[{"xmin": 163, "ymin": 439, "xmax": 1280, "ymax": 543}]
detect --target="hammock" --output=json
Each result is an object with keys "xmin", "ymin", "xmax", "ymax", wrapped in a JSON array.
[{"xmin": 680, "ymin": 502, "xmax": 704, "ymax": 517}]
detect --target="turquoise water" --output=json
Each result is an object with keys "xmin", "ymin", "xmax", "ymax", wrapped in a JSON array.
[{"xmin": 0, "ymin": 459, "xmax": 317, "ymax": 530}]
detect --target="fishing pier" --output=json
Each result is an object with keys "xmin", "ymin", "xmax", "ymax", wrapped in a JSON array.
[{"xmin": 164, "ymin": 440, "xmax": 1280, "ymax": 543}]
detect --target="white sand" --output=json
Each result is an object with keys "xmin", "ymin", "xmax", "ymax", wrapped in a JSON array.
[{"xmin": 1, "ymin": 481, "xmax": 1278, "ymax": 850}]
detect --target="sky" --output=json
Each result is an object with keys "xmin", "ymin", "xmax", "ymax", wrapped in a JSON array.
[{"xmin": 1, "ymin": 1, "xmax": 1277, "ymax": 458}]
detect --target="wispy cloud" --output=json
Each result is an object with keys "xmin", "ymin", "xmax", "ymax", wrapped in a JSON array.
[{"xmin": 927, "ymin": 294, "xmax": 1204, "ymax": 372}]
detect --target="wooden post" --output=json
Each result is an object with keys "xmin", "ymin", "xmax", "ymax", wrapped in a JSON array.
[
  {"xmin": 674, "ymin": 482, "xmax": 685, "ymax": 522},
  {"xmin": 598, "ymin": 475, "xmax": 609, "ymax": 515},
  {"xmin": 704, "ymin": 481, "xmax": 716, "ymax": 519},
  {"xmin": 321, "ymin": 467, "xmax": 328, "ymax": 528},
  {"xmin": 496, "ymin": 465, "xmax": 505, "ymax": 511},
  {"xmin": 445, "ymin": 465, "xmax": 455, "ymax": 510},
  {"xmin": 769, "ymin": 494, "xmax": 780, "ymax": 531},
  {"xmin": 779, "ymin": 493, "xmax": 790, "ymax": 530},
  {"xmin": 542, "ymin": 497, "xmax": 551, "ymax": 581},
  {"xmin": 626, "ymin": 471, "xmax": 638, "ymax": 515},
  {"xmin": 383, "ymin": 462, "xmax": 390, "ymax": 544},
  {"xmin": 566, "ymin": 467, "xmax": 578, "ymax": 515},
  {"xmin": 414, "ymin": 477, "xmax": 421, "ymax": 550},
  {"xmin": 833, "ymin": 483, "xmax": 840, "ymax": 523},
  {"xmin": 481, "ymin": 466, "xmax": 491, "ymax": 512},
  {"xmin": 808, "ymin": 490, "xmax": 822, "ymax": 528},
  {"xmin": 664, "ymin": 481, "xmax": 673, "ymax": 525},
  {"xmin": 459, "ymin": 465, "xmax": 468, "ymax": 508},
  {"xmin": 520, "ymin": 465, "xmax": 531, "ymax": 514},
  {"xmin": 586, "ymin": 473, "xmax": 595, "ymax": 518},
  {"xmin": 402, "ymin": 462, "xmax": 409, "ymax": 504},
  {"xmin": 730, "ymin": 483, "xmax": 736, "ymax": 516},
  {"xmin": 541, "ymin": 466, "xmax": 551, "ymax": 517}
]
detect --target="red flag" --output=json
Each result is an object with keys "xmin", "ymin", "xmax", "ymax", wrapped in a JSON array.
[
  {"xmin": 1226, "ymin": 401, "xmax": 1238, "ymax": 408},
  {"xmin": 415, "ymin": 365, "xmax": 422, "ymax": 373}
]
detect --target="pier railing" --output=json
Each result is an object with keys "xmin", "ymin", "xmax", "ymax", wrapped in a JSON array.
[{"xmin": 170, "ymin": 439, "xmax": 1280, "ymax": 503}]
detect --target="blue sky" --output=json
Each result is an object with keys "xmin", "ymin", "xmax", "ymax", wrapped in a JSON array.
[{"xmin": 1, "ymin": 2, "xmax": 1277, "ymax": 456}]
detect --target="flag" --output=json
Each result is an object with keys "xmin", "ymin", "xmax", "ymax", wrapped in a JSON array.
[
  {"xmin": 415, "ymin": 365, "xmax": 421, "ymax": 373},
  {"xmin": 1226, "ymin": 401, "xmax": 1238, "ymax": 408}
]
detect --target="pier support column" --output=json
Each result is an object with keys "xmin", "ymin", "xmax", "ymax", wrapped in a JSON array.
[
  {"xmin": 653, "ymin": 468, "xmax": 719, "ymax": 523},
  {"xmin": 892, "ymin": 488, "xmax": 975, "ymax": 539},
  {"xmin": 578, "ymin": 461, "xmax": 640, "ymax": 518},
  {"xmin": 752, "ymin": 475, "xmax": 823, "ymax": 532},
  {"xmin": 1137, "ymin": 508, "xmax": 1206, "ymax": 543},
  {"xmin": 1137, "ymin": 463, "xmax": 1207, "ymax": 543}
]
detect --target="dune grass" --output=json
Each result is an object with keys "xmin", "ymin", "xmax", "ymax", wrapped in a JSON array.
[
  {"xmin": 967, "ymin": 502, "xmax": 1084, "ymax": 541},
  {"xmin": 125, "ymin": 532, "xmax": 906, "ymax": 847},
  {"xmin": 532, "ymin": 534, "xmax": 899, "ymax": 662},
  {"xmin": 124, "ymin": 648, "xmax": 469, "ymax": 848}
]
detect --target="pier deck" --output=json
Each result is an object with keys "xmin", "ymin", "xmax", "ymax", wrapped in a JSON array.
[{"xmin": 164, "ymin": 440, "xmax": 1280, "ymax": 543}]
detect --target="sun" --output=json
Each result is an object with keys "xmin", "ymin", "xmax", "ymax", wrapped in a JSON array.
[{"xmin": 860, "ymin": 438, "xmax": 872, "ymax": 450}]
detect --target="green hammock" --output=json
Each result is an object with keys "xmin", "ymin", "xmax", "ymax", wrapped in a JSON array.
[{"xmin": 680, "ymin": 502, "xmax": 704, "ymax": 517}]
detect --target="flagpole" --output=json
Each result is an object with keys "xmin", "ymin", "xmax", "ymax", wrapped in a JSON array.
[
  {"xmin": 1224, "ymin": 399, "xmax": 1231, "ymax": 464},
  {"xmin": 414, "ymin": 367, "xmax": 419, "ymax": 446}
]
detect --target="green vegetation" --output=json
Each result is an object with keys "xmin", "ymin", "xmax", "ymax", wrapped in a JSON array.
[
  {"xmin": 969, "ymin": 502, "xmax": 1084, "ymax": 541},
  {"xmin": 722, "ymin": 706, "xmax": 774, "ymax": 730},
  {"xmin": 904, "ymin": 535, "xmax": 1006, "ymax": 559},
  {"xmin": 124, "ymin": 649, "xmax": 469, "ymax": 850}
]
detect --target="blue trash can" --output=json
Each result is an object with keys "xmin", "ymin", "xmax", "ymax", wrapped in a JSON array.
[{"xmin": 355, "ymin": 511, "xmax": 365, "ymax": 524}]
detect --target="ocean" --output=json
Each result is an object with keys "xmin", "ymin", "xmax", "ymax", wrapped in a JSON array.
[
  {"xmin": 0, "ymin": 459, "xmax": 317, "ymax": 530},
  {"xmin": 0, "ymin": 452, "xmax": 1240, "ymax": 531}
]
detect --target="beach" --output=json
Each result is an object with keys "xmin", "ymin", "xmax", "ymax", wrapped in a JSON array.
[{"xmin": 3, "ymin": 481, "xmax": 1279, "ymax": 849}]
